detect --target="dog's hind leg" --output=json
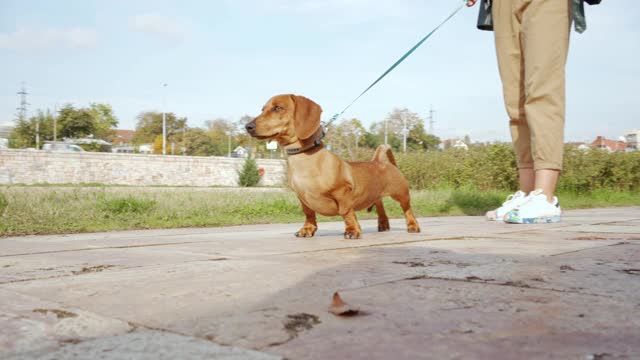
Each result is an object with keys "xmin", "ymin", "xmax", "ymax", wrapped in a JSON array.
[
  {"xmin": 375, "ymin": 200, "xmax": 390, "ymax": 232},
  {"xmin": 295, "ymin": 201, "xmax": 318, "ymax": 238},
  {"xmin": 391, "ymin": 190, "xmax": 421, "ymax": 233}
]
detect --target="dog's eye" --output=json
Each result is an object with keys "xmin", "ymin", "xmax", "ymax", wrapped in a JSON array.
[{"xmin": 273, "ymin": 106, "xmax": 283, "ymax": 112}]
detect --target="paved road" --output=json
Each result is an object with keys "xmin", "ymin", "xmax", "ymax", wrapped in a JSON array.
[{"xmin": 2, "ymin": 208, "xmax": 639, "ymax": 359}]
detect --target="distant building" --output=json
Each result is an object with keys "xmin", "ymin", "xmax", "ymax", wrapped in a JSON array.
[
  {"xmin": 138, "ymin": 144, "xmax": 153, "ymax": 154},
  {"xmin": 591, "ymin": 136, "xmax": 627, "ymax": 153},
  {"xmin": 440, "ymin": 139, "xmax": 469, "ymax": 151},
  {"xmin": 0, "ymin": 120, "xmax": 15, "ymax": 139},
  {"xmin": 110, "ymin": 129, "xmax": 137, "ymax": 153},
  {"xmin": 112, "ymin": 129, "xmax": 135, "ymax": 145},
  {"xmin": 232, "ymin": 146, "xmax": 249, "ymax": 158},
  {"xmin": 623, "ymin": 129, "xmax": 639, "ymax": 151}
]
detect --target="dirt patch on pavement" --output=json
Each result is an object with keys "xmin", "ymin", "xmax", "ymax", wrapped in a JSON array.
[
  {"xmin": 284, "ymin": 313, "xmax": 321, "ymax": 338},
  {"xmin": 71, "ymin": 265, "xmax": 116, "ymax": 275},
  {"xmin": 33, "ymin": 308, "xmax": 78, "ymax": 319},
  {"xmin": 618, "ymin": 269, "xmax": 640, "ymax": 276}
]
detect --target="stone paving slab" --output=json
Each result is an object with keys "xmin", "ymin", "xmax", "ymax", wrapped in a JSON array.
[
  {"xmin": 274, "ymin": 279, "xmax": 640, "ymax": 360},
  {"xmin": 10, "ymin": 331, "xmax": 282, "ymax": 360},
  {"xmin": 0, "ymin": 288, "xmax": 132, "ymax": 356},
  {"xmin": 1, "ymin": 207, "xmax": 639, "ymax": 359},
  {"xmin": 550, "ymin": 224, "xmax": 640, "ymax": 234}
]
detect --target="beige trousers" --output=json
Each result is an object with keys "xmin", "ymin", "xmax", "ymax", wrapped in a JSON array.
[{"xmin": 493, "ymin": 0, "xmax": 571, "ymax": 171}]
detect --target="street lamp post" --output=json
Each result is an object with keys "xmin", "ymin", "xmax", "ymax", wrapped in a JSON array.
[{"xmin": 162, "ymin": 83, "xmax": 168, "ymax": 155}]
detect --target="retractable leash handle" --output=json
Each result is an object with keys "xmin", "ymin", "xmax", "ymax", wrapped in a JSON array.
[{"xmin": 322, "ymin": 0, "xmax": 467, "ymax": 132}]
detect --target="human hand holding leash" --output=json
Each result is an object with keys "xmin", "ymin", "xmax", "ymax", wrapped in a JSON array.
[{"xmin": 466, "ymin": 0, "xmax": 478, "ymax": 6}]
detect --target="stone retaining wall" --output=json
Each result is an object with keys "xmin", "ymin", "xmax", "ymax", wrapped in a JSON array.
[{"xmin": 0, "ymin": 150, "xmax": 287, "ymax": 187}]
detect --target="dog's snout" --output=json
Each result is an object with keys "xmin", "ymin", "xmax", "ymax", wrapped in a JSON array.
[{"xmin": 245, "ymin": 121, "xmax": 256, "ymax": 133}]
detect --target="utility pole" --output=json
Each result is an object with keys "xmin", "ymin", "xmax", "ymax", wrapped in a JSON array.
[
  {"xmin": 162, "ymin": 83, "xmax": 168, "ymax": 155},
  {"xmin": 17, "ymin": 82, "xmax": 33, "ymax": 147},
  {"xmin": 427, "ymin": 105, "xmax": 436, "ymax": 135},
  {"xmin": 384, "ymin": 118, "xmax": 388, "ymax": 145},
  {"xmin": 182, "ymin": 123, "xmax": 187, "ymax": 155},
  {"xmin": 53, "ymin": 103, "xmax": 58, "ymax": 148},
  {"xmin": 402, "ymin": 116, "xmax": 407, "ymax": 153}
]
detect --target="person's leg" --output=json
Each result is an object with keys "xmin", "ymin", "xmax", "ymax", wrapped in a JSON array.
[
  {"xmin": 521, "ymin": 0, "xmax": 571, "ymax": 202},
  {"xmin": 485, "ymin": 0, "xmax": 532, "ymax": 220},
  {"xmin": 493, "ymin": 0, "xmax": 534, "ymax": 175},
  {"xmin": 535, "ymin": 169, "xmax": 560, "ymax": 202},
  {"xmin": 519, "ymin": 168, "xmax": 535, "ymax": 193}
]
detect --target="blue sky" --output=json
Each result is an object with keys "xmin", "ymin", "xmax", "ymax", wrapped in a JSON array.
[{"xmin": 1, "ymin": 0, "xmax": 638, "ymax": 142}]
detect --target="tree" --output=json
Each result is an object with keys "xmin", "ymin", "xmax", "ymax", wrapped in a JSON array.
[
  {"xmin": 89, "ymin": 103, "xmax": 119, "ymax": 140},
  {"xmin": 10, "ymin": 103, "xmax": 120, "ymax": 149},
  {"xmin": 233, "ymin": 115, "xmax": 254, "ymax": 147},
  {"xmin": 132, "ymin": 111, "xmax": 187, "ymax": 145},
  {"xmin": 238, "ymin": 156, "xmax": 261, "ymax": 187},
  {"xmin": 324, "ymin": 118, "xmax": 366, "ymax": 160},
  {"xmin": 153, "ymin": 135, "xmax": 175, "ymax": 154},
  {"xmin": 371, "ymin": 108, "xmax": 440, "ymax": 152},
  {"xmin": 369, "ymin": 119, "xmax": 403, "ymax": 153},
  {"xmin": 385, "ymin": 107, "xmax": 423, "ymax": 135},
  {"xmin": 57, "ymin": 104, "xmax": 96, "ymax": 139},
  {"xmin": 407, "ymin": 122, "xmax": 441, "ymax": 151},
  {"xmin": 206, "ymin": 118, "xmax": 235, "ymax": 156},
  {"xmin": 10, "ymin": 110, "xmax": 56, "ymax": 148},
  {"xmin": 183, "ymin": 128, "xmax": 218, "ymax": 156},
  {"xmin": 362, "ymin": 130, "xmax": 382, "ymax": 149}
]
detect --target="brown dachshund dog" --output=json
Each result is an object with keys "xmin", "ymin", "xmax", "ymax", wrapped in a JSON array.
[{"xmin": 245, "ymin": 94, "xmax": 421, "ymax": 239}]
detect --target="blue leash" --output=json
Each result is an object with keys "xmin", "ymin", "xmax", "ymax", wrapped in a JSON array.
[{"xmin": 324, "ymin": 1, "xmax": 467, "ymax": 128}]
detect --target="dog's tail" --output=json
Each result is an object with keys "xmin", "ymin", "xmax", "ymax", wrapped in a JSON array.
[{"xmin": 372, "ymin": 144, "xmax": 397, "ymax": 167}]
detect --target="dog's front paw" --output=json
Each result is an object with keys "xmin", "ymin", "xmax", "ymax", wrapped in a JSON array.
[
  {"xmin": 343, "ymin": 230, "xmax": 362, "ymax": 240},
  {"xmin": 295, "ymin": 227, "xmax": 316, "ymax": 238}
]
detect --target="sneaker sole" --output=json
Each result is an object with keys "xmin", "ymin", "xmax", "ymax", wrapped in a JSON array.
[{"xmin": 505, "ymin": 215, "xmax": 562, "ymax": 224}]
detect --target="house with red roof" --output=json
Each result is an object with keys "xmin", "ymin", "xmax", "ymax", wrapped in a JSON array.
[{"xmin": 590, "ymin": 136, "xmax": 628, "ymax": 153}]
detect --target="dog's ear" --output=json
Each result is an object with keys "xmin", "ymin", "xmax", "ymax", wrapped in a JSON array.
[{"xmin": 292, "ymin": 95, "xmax": 322, "ymax": 140}]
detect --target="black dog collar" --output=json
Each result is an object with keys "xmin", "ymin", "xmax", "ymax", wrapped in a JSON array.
[{"xmin": 286, "ymin": 128, "xmax": 325, "ymax": 155}]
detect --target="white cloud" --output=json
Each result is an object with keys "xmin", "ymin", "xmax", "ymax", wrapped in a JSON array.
[
  {"xmin": 0, "ymin": 27, "xmax": 97, "ymax": 52},
  {"xmin": 129, "ymin": 13, "xmax": 188, "ymax": 43}
]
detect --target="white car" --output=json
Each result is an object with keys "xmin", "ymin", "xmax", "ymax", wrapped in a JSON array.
[{"xmin": 42, "ymin": 143, "xmax": 85, "ymax": 152}]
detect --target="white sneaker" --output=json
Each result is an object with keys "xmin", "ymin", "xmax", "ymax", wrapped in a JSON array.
[
  {"xmin": 486, "ymin": 190, "xmax": 528, "ymax": 221},
  {"xmin": 504, "ymin": 189, "xmax": 562, "ymax": 224}
]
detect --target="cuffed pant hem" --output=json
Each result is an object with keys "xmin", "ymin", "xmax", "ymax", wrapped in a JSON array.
[{"xmin": 534, "ymin": 162, "xmax": 563, "ymax": 172}]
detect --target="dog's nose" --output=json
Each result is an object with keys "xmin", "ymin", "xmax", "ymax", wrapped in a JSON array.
[{"xmin": 245, "ymin": 122, "xmax": 256, "ymax": 133}]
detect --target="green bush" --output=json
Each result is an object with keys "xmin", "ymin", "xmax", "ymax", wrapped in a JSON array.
[
  {"xmin": 99, "ymin": 197, "xmax": 156, "ymax": 215},
  {"xmin": 238, "ymin": 156, "xmax": 261, "ymax": 187},
  {"xmin": 380, "ymin": 144, "xmax": 640, "ymax": 193}
]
